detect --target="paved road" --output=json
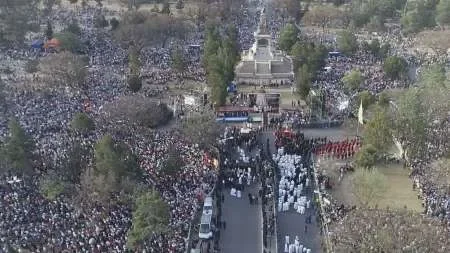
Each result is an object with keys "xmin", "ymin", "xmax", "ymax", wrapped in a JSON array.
[
  {"xmin": 262, "ymin": 131, "xmax": 322, "ymax": 253},
  {"xmin": 219, "ymin": 183, "xmax": 262, "ymax": 253}
]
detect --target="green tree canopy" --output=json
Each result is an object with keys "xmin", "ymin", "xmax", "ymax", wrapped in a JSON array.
[
  {"xmin": 0, "ymin": 118, "xmax": 35, "ymax": 176},
  {"xmin": 128, "ymin": 75, "xmax": 142, "ymax": 93},
  {"xmin": 357, "ymin": 90, "xmax": 376, "ymax": 109},
  {"xmin": 65, "ymin": 20, "xmax": 82, "ymax": 36},
  {"xmin": 71, "ymin": 112, "xmax": 95, "ymax": 133},
  {"xmin": 383, "ymin": 56, "xmax": 407, "ymax": 80},
  {"xmin": 39, "ymin": 173, "xmax": 68, "ymax": 200},
  {"xmin": 127, "ymin": 190, "xmax": 170, "ymax": 249},
  {"xmin": 46, "ymin": 20, "xmax": 53, "ymax": 40},
  {"xmin": 355, "ymin": 144, "xmax": 378, "ymax": 169},
  {"xmin": 128, "ymin": 46, "xmax": 141, "ymax": 76},
  {"xmin": 342, "ymin": 69, "xmax": 364, "ymax": 92},
  {"xmin": 401, "ymin": 0, "xmax": 438, "ymax": 34},
  {"xmin": 337, "ymin": 30, "xmax": 358, "ymax": 56},
  {"xmin": 363, "ymin": 106, "xmax": 393, "ymax": 152},
  {"xmin": 162, "ymin": 146, "xmax": 185, "ymax": 175},
  {"xmin": 296, "ymin": 64, "xmax": 312, "ymax": 100},
  {"xmin": 53, "ymin": 32, "xmax": 83, "ymax": 53},
  {"xmin": 436, "ymin": 0, "xmax": 450, "ymax": 25},
  {"xmin": 351, "ymin": 168, "xmax": 387, "ymax": 206},
  {"xmin": 377, "ymin": 91, "xmax": 390, "ymax": 107},
  {"xmin": 171, "ymin": 47, "xmax": 187, "ymax": 73},
  {"xmin": 94, "ymin": 135, "xmax": 141, "ymax": 193},
  {"xmin": 278, "ymin": 24, "xmax": 298, "ymax": 52}
]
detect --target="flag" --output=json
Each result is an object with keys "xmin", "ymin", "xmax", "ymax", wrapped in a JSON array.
[{"xmin": 358, "ymin": 100, "xmax": 364, "ymax": 125}]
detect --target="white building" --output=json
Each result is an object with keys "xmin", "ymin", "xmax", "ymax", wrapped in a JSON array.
[{"xmin": 235, "ymin": 10, "xmax": 295, "ymax": 85}]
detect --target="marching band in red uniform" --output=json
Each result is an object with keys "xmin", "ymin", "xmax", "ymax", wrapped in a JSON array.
[{"xmin": 314, "ymin": 138, "xmax": 362, "ymax": 159}]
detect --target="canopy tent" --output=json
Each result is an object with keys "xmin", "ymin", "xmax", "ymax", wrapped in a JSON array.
[
  {"xmin": 44, "ymin": 38, "xmax": 61, "ymax": 48},
  {"xmin": 31, "ymin": 40, "xmax": 44, "ymax": 49}
]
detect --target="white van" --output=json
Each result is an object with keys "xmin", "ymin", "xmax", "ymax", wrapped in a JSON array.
[
  {"xmin": 198, "ymin": 213, "xmax": 213, "ymax": 239},
  {"xmin": 202, "ymin": 197, "xmax": 213, "ymax": 215}
]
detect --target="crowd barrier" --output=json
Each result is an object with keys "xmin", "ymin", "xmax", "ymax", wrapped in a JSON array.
[{"xmin": 292, "ymin": 120, "xmax": 344, "ymax": 129}]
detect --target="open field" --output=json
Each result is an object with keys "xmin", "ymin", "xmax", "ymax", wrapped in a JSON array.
[{"xmin": 317, "ymin": 158, "xmax": 423, "ymax": 212}]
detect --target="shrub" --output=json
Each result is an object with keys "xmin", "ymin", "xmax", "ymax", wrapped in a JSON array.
[
  {"xmin": 71, "ymin": 112, "xmax": 95, "ymax": 133},
  {"xmin": 110, "ymin": 18, "xmax": 120, "ymax": 30},
  {"xmin": 128, "ymin": 75, "xmax": 142, "ymax": 92}
]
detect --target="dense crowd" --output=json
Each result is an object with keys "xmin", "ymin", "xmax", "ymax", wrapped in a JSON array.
[{"xmin": 0, "ymin": 1, "xmax": 264, "ymax": 252}]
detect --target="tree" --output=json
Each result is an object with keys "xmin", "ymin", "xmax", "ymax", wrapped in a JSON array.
[
  {"xmin": 278, "ymin": 24, "xmax": 298, "ymax": 52},
  {"xmin": 94, "ymin": 135, "xmax": 141, "ymax": 187},
  {"xmin": 342, "ymin": 69, "xmax": 363, "ymax": 92},
  {"xmin": 181, "ymin": 108, "xmax": 221, "ymax": 149},
  {"xmin": 110, "ymin": 18, "xmax": 120, "ymax": 30},
  {"xmin": 94, "ymin": 14, "xmax": 109, "ymax": 28},
  {"xmin": 351, "ymin": 168, "xmax": 387, "ymax": 206},
  {"xmin": 0, "ymin": 0, "xmax": 39, "ymax": 46},
  {"xmin": 127, "ymin": 190, "xmax": 170, "ymax": 249},
  {"xmin": 70, "ymin": 112, "xmax": 95, "ymax": 133},
  {"xmin": 401, "ymin": 0, "xmax": 437, "ymax": 34},
  {"xmin": 161, "ymin": 1, "xmax": 171, "ymax": 14},
  {"xmin": 355, "ymin": 144, "xmax": 378, "ymax": 169},
  {"xmin": 65, "ymin": 20, "xmax": 82, "ymax": 36},
  {"xmin": 53, "ymin": 32, "xmax": 83, "ymax": 52},
  {"xmin": 383, "ymin": 56, "xmax": 407, "ymax": 80},
  {"xmin": 329, "ymin": 208, "xmax": 450, "ymax": 252},
  {"xmin": 102, "ymin": 95, "xmax": 173, "ymax": 128},
  {"xmin": 39, "ymin": 51, "xmax": 88, "ymax": 90},
  {"xmin": 0, "ymin": 118, "xmax": 34, "ymax": 176},
  {"xmin": 377, "ymin": 91, "xmax": 390, "ymax": 107},
  {"xmin": 368, "ymin": 38, "xmax": 381, "ymax": 57},
  {"xmin": 357, "ymin": 90, "xmax": 375, "ymax": 109},
  {"xmin": 436, "ymin": 0, "xmax": 450, "ymax": 26},
  {"xmin": 296, "ymin": 64, "xmax": 312, "ymax": 100},
  {"xmin": 302, "ymin": 5, "xmax": 345, "ymax": 31},
  {"xmin": 128, "ymin": 75, "xmax": 142, "ymax": 92},
  {"xmin": 337, "ymin": 30, "xmax": 358, "ymax": 56},
  {"xmin": 128, "ymin": 46, "xmax": 141, "ymax": 76},
  {"xmin": 171, "ymin": 48, "xmax": 187, "ymax": 74},
  {"xmin": 39, "ymin": 173, "xmax": 68, "ymax": 200},
  {"xmin": 45, "ymin": 20, "xmax": 54, "ymax": 40},
  {"xmin": 393, "ymin": 88, "xmax": 428, "ymax": 160},
  {"xmin": 418, "ymin": 64, "xmax": 448, "ymax": 87},
  {"xmin": 162, "ymin": 146, "xmax": 185, "ymax": 175},
  {"xmin": 363, "ymin": 106, "xmax": 392, "ymax": 153},
  {"xmin": 59, "ymin": 142, "xmax": 89, "ymax": 183}
]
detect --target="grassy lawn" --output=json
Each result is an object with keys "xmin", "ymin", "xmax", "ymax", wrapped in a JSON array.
[
  {"xmin": 375, "ymin": 164, "xmax": 422, "ymax": 212},
  {"xmin": 318, "ymin": 159, "xmax": 422, "ymax": 212}
]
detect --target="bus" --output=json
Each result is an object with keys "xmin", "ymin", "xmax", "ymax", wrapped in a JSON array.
[
  {"xmin": 216, "ymin": 106, "xmax": 254, "ymax": 123},
  {"xmin": 198, "ymin": 213, "xmax": 213, "ymax": 239}
]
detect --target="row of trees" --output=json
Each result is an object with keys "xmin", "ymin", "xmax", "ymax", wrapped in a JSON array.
[
  {"xmin": 203, "ymin": 24, "xmax": 239, "ymax": 107},
  {"xmin": 278, "ymin": 24, "xmax": 328, "ymax": 100},
  {"xmin": 355, "ymin": 64, "xmax": 449, "ymax": 169}
]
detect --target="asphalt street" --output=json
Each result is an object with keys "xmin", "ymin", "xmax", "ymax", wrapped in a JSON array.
[
  {"xmin": 219, "ymin": 183, "xmax": 262, "ymax": 253},
  {"xmin": 263, "ymin": 130, "xmax": 322, "ymax": 253}
]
